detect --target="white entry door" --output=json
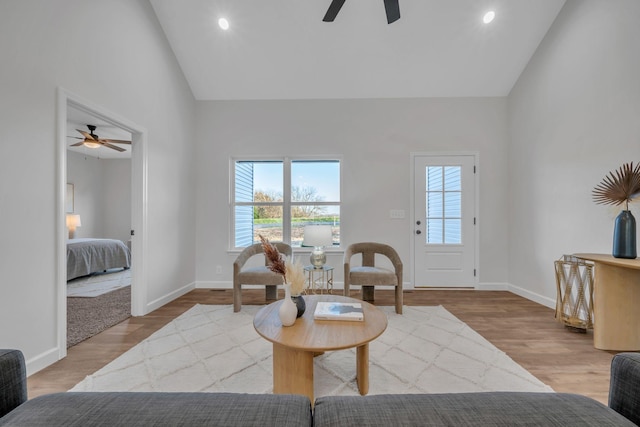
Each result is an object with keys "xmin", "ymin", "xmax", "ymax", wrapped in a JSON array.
[{"xmin": 413, "ymin": 155, "xmax": 476, "ymax": 287}]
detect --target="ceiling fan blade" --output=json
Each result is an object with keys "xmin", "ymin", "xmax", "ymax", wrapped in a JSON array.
[
  {"xmin": 70, "ymin": 142, "xmax": 85, "ymax": 147},
  {"xmin": 77, "ymin": 129, "xmax": 97, "ymax": 140},
  {"xmin": 323, "ymin": 0, "xmax": 346, "ymax": 22},
  {"xmin": 101, "ymin": 142, "xmax": 126, "ymax": 152},
  {"xmin": 384, "ymin": 0, "xmax": 400, "ymax": 24},
  {"xmin": 102, "ymin": 139, "xmax": 132, "ymax": 144}
]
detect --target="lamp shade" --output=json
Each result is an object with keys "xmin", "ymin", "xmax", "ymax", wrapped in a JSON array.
[
  {"xmin": 303, "ymin": 225, "xmax": 332, "ymax": 247},
  {"xmin": 66, "ymin": 214, "xmax": 82, "ymax": 228}
]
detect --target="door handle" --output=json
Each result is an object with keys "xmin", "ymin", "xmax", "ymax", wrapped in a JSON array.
[{"xmin": 416, "ymin": 230, "xmax": 421, "ymax": 235}]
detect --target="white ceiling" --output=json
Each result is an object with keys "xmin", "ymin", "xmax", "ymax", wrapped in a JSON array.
[{"xmin": 150, "ymin": 0, "xmax": 566, "ymax": 101}]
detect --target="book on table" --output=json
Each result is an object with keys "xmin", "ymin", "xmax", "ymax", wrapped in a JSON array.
[{"xmin": 313, "ymin": 301, "xmax": 364, "ymax": 322}]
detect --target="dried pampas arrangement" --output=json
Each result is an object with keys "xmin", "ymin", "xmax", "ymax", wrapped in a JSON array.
[{"xmin": 259, "ymin": 235, "xmax": 306, "ymax": 295}]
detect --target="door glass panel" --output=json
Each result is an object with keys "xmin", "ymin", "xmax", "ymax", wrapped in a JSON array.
[
  {"xmin": 426, "ymin": 166, "xmax": 462, "ymax": 244},
  {"xmin": 444, "ymin": 219, "xmax": 461, "ymax": 244}
]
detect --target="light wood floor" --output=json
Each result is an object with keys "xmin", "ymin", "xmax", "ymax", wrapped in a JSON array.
[{"xmin": 28, "ymin": 289, "xmax": 621, "ymax": 404}]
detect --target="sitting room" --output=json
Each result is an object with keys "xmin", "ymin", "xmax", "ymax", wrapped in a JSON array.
[{"xmin": 1, "ymin": 0, "xmax": 639, "ymax": 425}]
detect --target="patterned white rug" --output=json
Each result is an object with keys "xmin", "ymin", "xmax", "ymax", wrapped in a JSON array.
[
  {"xmin": 67, "ymin": 268, "xmax": 131, "ymax": 298},
  {"xmin": 70, "ymin": 304, "xmax": 553, "ymax": 396}
]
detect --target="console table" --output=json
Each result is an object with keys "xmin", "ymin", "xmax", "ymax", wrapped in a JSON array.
[{"xmin": 574, "ymin": 253, "xmax": 640, "ymax": 350}]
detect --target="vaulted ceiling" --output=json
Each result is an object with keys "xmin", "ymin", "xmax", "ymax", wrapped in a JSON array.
[{"xmin": 149, "ymin": 0, "xmax": 566, "ymax": 101}]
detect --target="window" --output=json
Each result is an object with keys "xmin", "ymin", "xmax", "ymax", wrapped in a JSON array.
[
  {"xmin": 426, "ymin": 166, "xmax": 462, "ymax": 244},
  {"xmin": 233, "ymin": 158, "xmax": 340, "ymax": 248}
]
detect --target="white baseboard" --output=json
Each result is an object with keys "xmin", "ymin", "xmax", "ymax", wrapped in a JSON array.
[
  {"xmin": 197, "ymin": 281, "xmax": 555, "ymax": 308},
  {"xmin": 506, "ymin": 283, "xmax": 555, "ymax": 309},
  {"xmin": 25, "ymin": 347, "xmax": 60, "ymax": 377},
  {"xmin": 146, "ymin": 281, "xmax": 196, "ymax": 313},
  {"xmin": 476, "ymin": 282, "xmax": 510, "ymax": 291}
]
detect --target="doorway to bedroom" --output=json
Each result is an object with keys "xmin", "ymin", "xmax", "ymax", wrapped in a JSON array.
[
  {"xmin": 66, "ymin": 105, "xmax": 133, "ymax": 347},
  {"xmin": 58, "ymin": 90, "xmax": 148, "ymax": 356}
]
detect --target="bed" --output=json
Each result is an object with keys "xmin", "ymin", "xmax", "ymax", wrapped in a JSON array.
[{"xmin": 67, "ymin": 238, "xmax": 131, "ymax": 281}]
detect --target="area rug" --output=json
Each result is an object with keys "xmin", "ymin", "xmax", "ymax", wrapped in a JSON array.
[
  {"xmin": 67, "ymin": 286, "xmax": 131, "ymax": 348},
  {"xmin": 70, "ymin": 304, "xmax": 552, "ymax": 396},
  {"xmin": 67, "ymin": 268, "xmax": 131, "ymax": 297}
]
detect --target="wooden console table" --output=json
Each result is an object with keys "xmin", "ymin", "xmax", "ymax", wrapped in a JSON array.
[{"xmin": 574, "ymin": 253, "xmax": 640, "ymax": 351}]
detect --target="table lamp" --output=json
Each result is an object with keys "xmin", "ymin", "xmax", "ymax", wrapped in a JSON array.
[
  {"xmin": 303, "ymin": 225, "xmax": 333, "ymax": 269},
  {"xmin": 66, "ymin": 214, "xmax": 82, "ymax": 239}
]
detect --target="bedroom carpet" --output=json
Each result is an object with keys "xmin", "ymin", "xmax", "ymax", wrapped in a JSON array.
[
  {"xmin": 67, "ymin": 286, "xmax": 131, "ymax": 348},
  {"xmin": 67, "ymin": 268, "xmax": 131, "ymax": 297},
  {"xmin": 70, "ymin": 303, "xmax": 552, "ymax": 396}
]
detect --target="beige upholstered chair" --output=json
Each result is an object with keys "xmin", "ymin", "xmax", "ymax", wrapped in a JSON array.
[
  {"xmin": 233, "ymin": 242, "xmax": 292, "ymax": 312},
  {"xmin": 343, "ymin": 242, "xmax": 403, "ymax": 314}
]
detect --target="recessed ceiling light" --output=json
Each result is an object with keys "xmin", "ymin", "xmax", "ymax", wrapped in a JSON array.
[
  {"xmin": 218, "ymin": 17, "xmax": 229, "ymax": 30},
  {"xmin": 483, "ymin": 11, "xmax": 495, "ymax": 24}
]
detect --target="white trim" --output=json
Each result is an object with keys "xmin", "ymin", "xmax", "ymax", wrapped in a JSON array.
[
  {"xmin": 56, "ymin": 88, "xmax": 149, "ymax": 364},
  {"xmin": 507, "ymin": 283, "xmax": 556, "ymax": 309},
  {"xmin": 409, "ymin": 151, "xmax": 480, "ymax": 288},
  {"xmin": 146, "ymin": 282, "xmax": 196, "ymax": 313},
  {"xmin": 25, "ymin": 348, "xmax": 60, "ymax": 377}
]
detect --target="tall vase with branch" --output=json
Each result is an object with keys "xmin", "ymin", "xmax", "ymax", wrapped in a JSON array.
[
  {"xmin": 592, "ymin": 162, "xmax": 640, "ymax": 259},
  {"xmin": 260, "ymin": 235, "xmax": 307, "ymax": 325}
]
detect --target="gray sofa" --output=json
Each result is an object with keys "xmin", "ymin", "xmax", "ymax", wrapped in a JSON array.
[{"xmin": 1, "ymin": 349, "xmax": 639, "ymax": 426}]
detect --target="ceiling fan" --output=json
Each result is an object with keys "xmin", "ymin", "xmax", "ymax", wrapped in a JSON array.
[
  {"xmin": 323, "ymin": 0, "xmax": 400, "ymax": 24},
  {"xmin": 68, "ymin": 125, "xmax": 131, "ymax": 152}
]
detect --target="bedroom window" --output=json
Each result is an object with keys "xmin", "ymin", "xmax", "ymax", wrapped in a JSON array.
[{"xmin": 233, "ymin": 158, "xmax": 341, "ymax": 248}]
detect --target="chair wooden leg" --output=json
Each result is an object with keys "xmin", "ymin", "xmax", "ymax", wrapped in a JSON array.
[
  {"xmin": 395, "ymin": 286, "xmax": 403, "ymax": 314},
  {"xmin": 266, "ymin": 285, "xmax": 277, "ymax": 301},
  {"xmin": 362, "ymin": 286, "xmax": 374, "ymax": 302},
  {"xmin": 233, "ymin": 284, "xmax": 241, "ymax": 312}
]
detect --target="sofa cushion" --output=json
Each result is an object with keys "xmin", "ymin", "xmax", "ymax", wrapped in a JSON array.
[
  {"xmin": 0, "ymin": 392, "xmax": 311, "ymax": 427},
  {"xmin": 313, "ymin": 393, "xmax": 635, "ymax": 426}
]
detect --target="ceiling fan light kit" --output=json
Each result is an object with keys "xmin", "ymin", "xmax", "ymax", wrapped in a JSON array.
[
  {"xmin": 323, "ymin": 0, "xmax": 400, "ymax": 24},
  {"xmin": 68, "ymin": 124, "xmax": 131, "ymax": 152}
]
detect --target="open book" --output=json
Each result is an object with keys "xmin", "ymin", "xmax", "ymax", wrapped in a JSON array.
[{"xmin": 314, "ymin": 301, "xmax": 364, "ymax": 322}]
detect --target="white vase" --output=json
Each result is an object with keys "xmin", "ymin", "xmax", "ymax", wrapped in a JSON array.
[{"xmin": 279, "ymin": 283, "xmax": 297, "ymax": 327}]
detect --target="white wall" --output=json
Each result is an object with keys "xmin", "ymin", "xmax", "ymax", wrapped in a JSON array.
[
  {"xmin": 508, "ymin": 0, "xmax": 640, "ymax": 302},
  {"xmin": 195, "ymin": 98, "xmax": 510, "ymax": 289},
  {"xmin": 0, "ymin": 0, "xmax": 196, "ymax": 373},
  {"xmin": 67, "ymin": 151, "xmax": 131, "ymax": 242}
]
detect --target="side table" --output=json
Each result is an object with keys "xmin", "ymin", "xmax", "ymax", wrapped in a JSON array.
[{"xmin": 304, "ymin": 265, "xmax": 334, "ymax": 294}]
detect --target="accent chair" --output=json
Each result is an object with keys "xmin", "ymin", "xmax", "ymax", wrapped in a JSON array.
[{"xmin": 343, "ymin": 242, "xmax": 403, "ymax": 314}]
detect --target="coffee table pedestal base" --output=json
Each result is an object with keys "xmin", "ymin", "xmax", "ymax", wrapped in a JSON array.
[{"xmin": 272, "ymin": 342, "xmax": 370, "ymax": 403}]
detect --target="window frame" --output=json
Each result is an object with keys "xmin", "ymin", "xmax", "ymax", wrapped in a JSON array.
[{"xmin": 230, "ymin": 155, "xmax": 342, "ymax": 250}]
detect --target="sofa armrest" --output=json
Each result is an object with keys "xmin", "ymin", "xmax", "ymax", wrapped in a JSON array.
[
  {"xmin": 609, "ymin": 352, "xmax": 640, "ymax": 425},
  {"xmin": 0, "ymin": 349, "xmax": 28, "ymax": 418}
]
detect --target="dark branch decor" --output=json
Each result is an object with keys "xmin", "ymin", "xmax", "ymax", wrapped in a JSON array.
[{"xmin": 593, "ymin": 162, "xmax": 640, "ymax": 259}]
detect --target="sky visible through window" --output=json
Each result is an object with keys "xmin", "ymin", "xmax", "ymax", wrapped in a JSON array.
[{"xmin": 254, "ymin": 161, "xmax": 340, "ymax": 202}]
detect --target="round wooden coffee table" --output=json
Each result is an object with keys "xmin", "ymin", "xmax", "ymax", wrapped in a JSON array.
[{"xmin": 253, "ymin": 294, "xmax": 387, "ymax": 403}]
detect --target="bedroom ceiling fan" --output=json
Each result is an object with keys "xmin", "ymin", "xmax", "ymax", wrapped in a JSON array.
[
  {"xmin": 323, "ymin": 0, "xmax": 400, "ymax": 24},
  {"xmin": 68, "ymin": 125, "xmax": 131, "ymax": 152}
]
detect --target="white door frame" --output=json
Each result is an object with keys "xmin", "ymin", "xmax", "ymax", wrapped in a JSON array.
[
  {"xmin": 56, "ymin": 87, "xmax": 148, "ymax": 360},
  {"xmin": 409, "ymin": 151, "xmax": 480, "ymax": 288}
]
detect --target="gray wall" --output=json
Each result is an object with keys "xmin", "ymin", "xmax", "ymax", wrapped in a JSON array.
[
  {"xmin": 194, "ymin": 98, "xmax": 510, "ymax": 289},
  {"xmin": 67, "ymin": 151, "xmax": 131, "ymax": 243},
  {"xmin": 0, "ymin": 0, "xmax": 196, "ymax": 373},
  {"xmin": 508, "ymin": 0, "xmax": 640, "ymax": 301}
]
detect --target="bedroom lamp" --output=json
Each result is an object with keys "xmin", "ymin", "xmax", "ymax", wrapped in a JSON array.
[
  {"xmin": 66, "ymin": 214, "xmax": 81, "ymax": 239},
  {"xmin": 303, "ymin": 225, "xmax": 333, "ymax": 269}
]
